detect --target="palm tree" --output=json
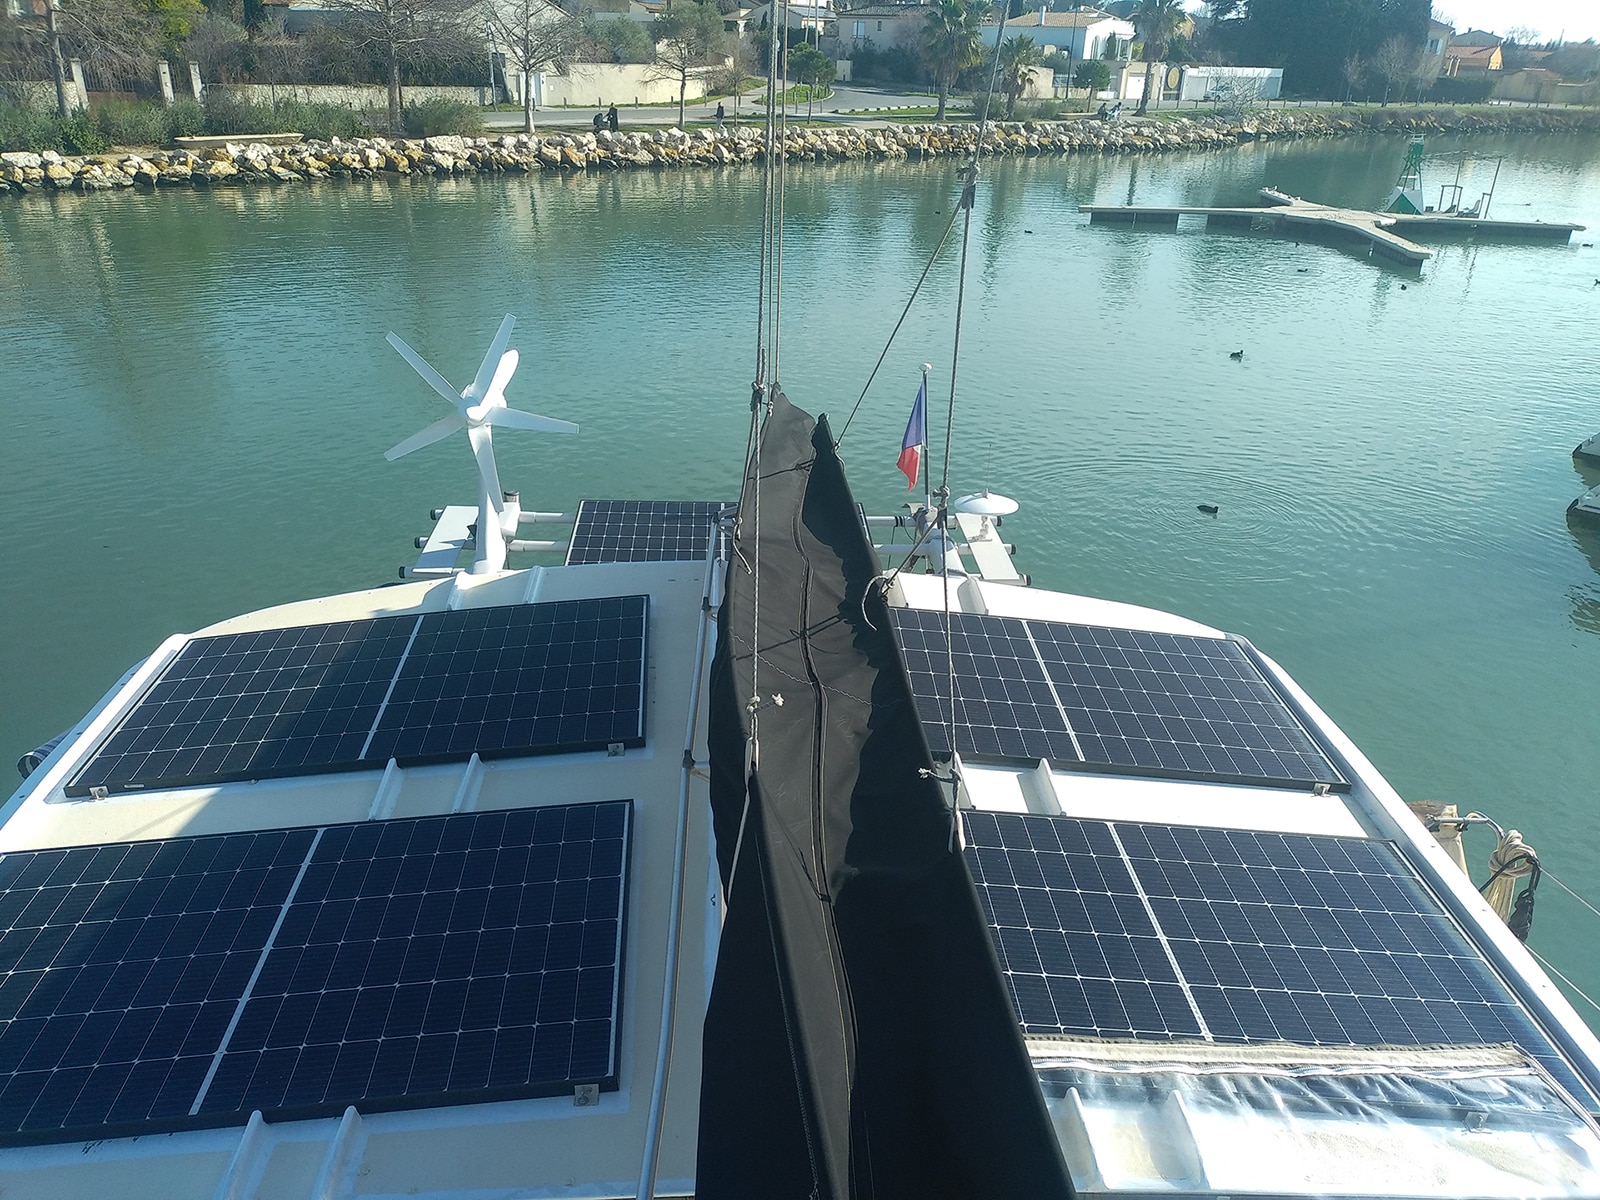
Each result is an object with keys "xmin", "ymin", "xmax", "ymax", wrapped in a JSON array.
[
  {"xmin": 923, "ymin": 0, "xmax": 986, "ymax": 122},
  {"xmin": 1132, "ymin": 0, "xmax": 1184, "ymax": 116},
  {"xmin": 998, "ymin": 34, "xmax": 1041, "ymax": 119}
]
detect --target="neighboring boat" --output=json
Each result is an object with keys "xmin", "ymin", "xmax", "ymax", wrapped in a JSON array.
[
  {"xmin": 1576, "ymin": 433, "xmax": 1600, "ymax": 466},
  {"xmin": 1571, "ymin": 483, "xmax": 1600, "ymax": 528}
]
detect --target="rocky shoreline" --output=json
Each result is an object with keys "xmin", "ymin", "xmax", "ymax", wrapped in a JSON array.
[{"xmin": 3, "ymin": 107, "xmax": 1597, "ymax": 196}]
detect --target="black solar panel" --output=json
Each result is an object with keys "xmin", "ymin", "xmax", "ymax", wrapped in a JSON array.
[
  {"xmin": 965, "ymin": 811, "xmax": 1592, "ymax": 1104},
  {"xmin": 67, "ymin": 597, "xmax": 648, "ymax": 797},
  {"xmin": 0, "ymin": 802, "xmax": 630, "ymax": 1145},
  {"xmin": 565, "ymin": 499, "xmax": 729, "ymax": 566},
  {"xmin": 362, "ymin": 597, "xmax": 647, "ymax": 766},
  {"xmin": 890, "ymin": 608, "xmax": 1344, "ymax": 789}
]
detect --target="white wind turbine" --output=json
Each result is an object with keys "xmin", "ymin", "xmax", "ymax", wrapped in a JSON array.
[{"xmin": 385, "ymin": 314, "xmax": 578, "ymax": 574}]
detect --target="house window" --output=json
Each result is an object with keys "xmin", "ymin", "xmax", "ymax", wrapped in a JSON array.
[
  {"xmin": 876, "ymin": 19, "xmax": 881, "ymax": 30},
  {"xmin": 1426, "ymin": 37, "xmax": 1442, "ymax": 54},
  {"xmin": 853, "ymin": 19, "xmax": 865, "ymax": 36}
]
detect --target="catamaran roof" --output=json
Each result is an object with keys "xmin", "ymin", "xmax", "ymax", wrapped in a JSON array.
[{"xmin": 3, "ymin": 491, "xmax": 1599, "ymax": 1198}]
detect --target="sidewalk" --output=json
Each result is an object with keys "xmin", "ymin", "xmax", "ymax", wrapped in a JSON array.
[
  {"xmin": 483, "ymin": 84, "xmax": 771, "ymax": 132},
  {"xmin": 481, "ymin": 84, "xmax": 931, "ymax": 133}
]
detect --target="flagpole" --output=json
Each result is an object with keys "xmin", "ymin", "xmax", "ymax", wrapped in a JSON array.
[{"xmin": 920, "ymin": 362, "xmax": 932, "ymax": 519}]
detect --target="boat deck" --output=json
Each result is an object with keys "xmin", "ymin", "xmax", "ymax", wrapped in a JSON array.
[{"xmin": 3, "ymin": 495, "xmax": 1599, "ymax": 1198}]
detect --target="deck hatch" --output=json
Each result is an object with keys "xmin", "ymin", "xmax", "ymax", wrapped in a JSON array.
[
  {"xmin": 964, "ymin": 811, "xmax": 1592, "ymax": 1107},
  {"xmin": 65, "ymin": 596, "xmax": 648, "ymax": 797},
  {"xmin": 890, "ymin": 608, "xmax": 1345, "ymax": 789},
  {"xmin": 0, "ymin": 802, "xmax": 630, "ymax": 1145},
  {"xmin": 565, "ymin": 499, "xmax": 729, "ymax": 566}
]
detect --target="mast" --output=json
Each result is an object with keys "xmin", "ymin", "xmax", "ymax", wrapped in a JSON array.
[{"xmin": 696, "ymin": 11, "xmax": 1071, "ymax": 1194}]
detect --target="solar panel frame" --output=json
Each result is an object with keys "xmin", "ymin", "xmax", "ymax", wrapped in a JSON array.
[
  {"xmin": 363, "ymin": 597, "xmax": 648, "ymax": 767},
  {"xmin": 66, "ymin": 598, "xmax": 649, "ymax": 798},
  {"xmin": 0, "ymin": 802, "xmax": 632, "ymax": 1146},
  {"xmin": 565, "ymin": 499, "xmax": 730, "ymax": 566},
  {"xmin": 964, "ymin": 810, "xmax": 1595, "ymax": 1107},
  {"xmin": 67, "ymin": 620, "xmax": 415, "ymax": 799},
  {"xmin": 889, "ymin": 607, "xmax": 1346, "ymax": 790}
]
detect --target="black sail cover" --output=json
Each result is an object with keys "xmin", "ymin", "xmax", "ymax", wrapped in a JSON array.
[{"xmin": 697, "ymin": 391, "xmax": 1074, "ymax": 1200}]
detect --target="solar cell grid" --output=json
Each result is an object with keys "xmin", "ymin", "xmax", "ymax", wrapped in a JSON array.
[
  {"xmin": 364, "ymin": 597, "xmax": 647, "ymax": 765},
  {"xmin": 70, "ymin": 620, "xmax": 413, "ymax": 798},
  {"xmin": 0, "ymin": 802, "xmax": 631, "ymax": 1145},
  {"xmin": 963, "ymin": 811, "xmax": 1593, "ymax": 1105},
  {"xmin": 892, "ymin": 610, "xmax": 1076, "ymax": 762},
  {"xmin": 888, "ymin": 607, "xmax": 1344, "ymax": 789},
  {"xmin": 66, "ymin": 597, "xmax": 649, "ymax": 798},
  {"xmin": 0, "ymin": 829, "xmax": 314, "ymax": 1137},
  {"xmin": 565, "ymin": 499, "xmax": 729, "ymax": 565}
]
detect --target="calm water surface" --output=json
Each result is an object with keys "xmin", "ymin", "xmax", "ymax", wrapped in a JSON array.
[{"xmin": 4, "ymin": 132, "xmax": 1600, "ymax": 1011}]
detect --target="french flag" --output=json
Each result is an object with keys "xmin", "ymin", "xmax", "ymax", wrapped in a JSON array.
[{"xmin": 897, "ymin": 379, "xmax": 926, "ymax": 490}]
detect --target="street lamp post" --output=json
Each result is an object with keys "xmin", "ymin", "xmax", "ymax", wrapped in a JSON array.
[
  {"xmin": 44, "ymin": 0, "xmax": 71, "ymax": 118},
  {"xmin": 485, "ymin": 20, "xmax": 498, "ymax": 107}
]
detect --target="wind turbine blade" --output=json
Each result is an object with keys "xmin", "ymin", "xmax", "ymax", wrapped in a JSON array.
[
  {"xmin": 387, "ymin": 332, "xmax": 463, "ymax": 405},
  {"xmin": 467, "ymin": 422, "xmax": 504, "ymax": 511},
  {"xmin": 465, "ymin": 315, "xmax": 516, "ymax": 403},
  {"xmin": 384, "ymin": 413, "xmax": 464, "ymax": 461},
  {"xmin": 485, "ymin": 407, "xmax": 580, "ymax": 435},
  {"xmin": 483, "ymin": 349, "xmax": 519, "ymax": 408}
]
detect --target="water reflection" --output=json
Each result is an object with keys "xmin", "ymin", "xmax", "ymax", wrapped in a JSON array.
[
  {"xmin": 5, "ymin": 140, "xmax": 1600, "ymax": 871},
  {"xmin": 1572, "ymin": 588, "xmax": 1600, "ymax": 636}
]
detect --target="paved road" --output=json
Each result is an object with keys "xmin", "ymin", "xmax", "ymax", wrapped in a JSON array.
[
  {"xmin": 481, "ymin": 83, "xmax": 944, "ymax": 132},
  {"xmin": 484, "ymin": 88, "xmax": 1588, "ymax": 132}
]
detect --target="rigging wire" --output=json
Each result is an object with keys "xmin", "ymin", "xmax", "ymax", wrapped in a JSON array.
[
  {"xmin": 834, "ymin": 209, "xmax": 963, "ymax": 448},
  {"xmin": 1544, "ymin": 866, "xmax": 1600, "ymax": 923},
  {"xmin": 731, "ymin": 0, "xmax": 798, "ymax": 894},
  {"xmin": 1527, "ymin": 946, "xmax": 1600, "ymax": 1016},
  {"xmin": 729, "ymin": 0, "xmax": 788, "ymax": 913},
  {"xmin": 773, "ymin": 0, "xmax": 788, "ymax": 387},
  {"xmin": 928, "ymin": 15, "xmax": 1010, "ymax": 847}
]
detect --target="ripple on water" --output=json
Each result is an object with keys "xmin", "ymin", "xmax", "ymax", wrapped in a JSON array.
[{"xmin": 1010, "ymin": 452, "xmax": 1394, "ymax": 586}]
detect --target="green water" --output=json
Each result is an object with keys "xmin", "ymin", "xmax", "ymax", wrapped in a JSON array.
[{"xmin": 4, "ymin": 133, "xmax": 1600, "ymax": 1012}]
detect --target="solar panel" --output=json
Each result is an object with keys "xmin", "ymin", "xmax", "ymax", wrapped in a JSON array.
[
  {"xmin": 965, "ymin": 811, "xmax": 1591, "ymax": 1104},
  {"xmin": 362, "ymin": 597, "xmax": 648, "ymax": 766},
  {"xmin": 565, "ymin": 500, "xmax": 729, "ymax": 566},
  {"xmin": 67, "ymin": 597, "xmax": 648, "ymax": 797},
  {"xmin": 890, "ymin": 608, "xmax": 1344, "ymax": 789},
  {"xmin": 0, "ymin": 802, "xmax": 630, "ymax": 1145}
]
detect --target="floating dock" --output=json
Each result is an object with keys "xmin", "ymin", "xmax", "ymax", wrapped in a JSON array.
[{"xmin": 1081, "ymin": 188, "xmax": 1585, "ymax": 267}]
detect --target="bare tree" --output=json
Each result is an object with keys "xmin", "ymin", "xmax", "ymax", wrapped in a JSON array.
[
  {"xmin": 57, "ymin": 0, "xmax": 162, "ymax": 93},
  {"xmin": 486, "ymin": 0, "xmax": 581, "ymax": 132},
  {"xmin": 324, "ymin": 0, "xmax": 474, "ymax": 131},
  {"xmin": 1370, "ymin": 34, "xmax": 1417, "ymax": 106},
  {"xmin": 648, "ymin": 0, "xmax": 725, "ymax": 129},
  {"xmin": 185, "ymin": 14, "xmax": 249, "ymax": 83},
  {"xmin": 1341, "ymin": 51, "xmax": 1363, "ymax": 102},
  {"xmin": 1209, "ymin": 72, "xmax": 1260, "ymax": 119},
  {"xmin": 0, "ymin": 6, "xmax": 50, "ymax": 94}
]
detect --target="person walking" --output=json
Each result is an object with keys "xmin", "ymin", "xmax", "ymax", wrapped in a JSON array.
[
  {"xmin": 607, "ymin": 104, "xmax": 619, "ymax": 133},
  {"xmin": 715, "ymin": 101, "xmax": 725, "ymax": 131}
]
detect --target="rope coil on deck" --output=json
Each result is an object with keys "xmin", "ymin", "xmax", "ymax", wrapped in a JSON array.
[{"xmin": 1482, "ymin": 828, "xmax": 1540, "ymax": 943}]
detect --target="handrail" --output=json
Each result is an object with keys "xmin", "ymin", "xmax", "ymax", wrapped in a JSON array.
[{"xmin": 635, "ymin": 525, "xmax": 722, "ymax": 1200}]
